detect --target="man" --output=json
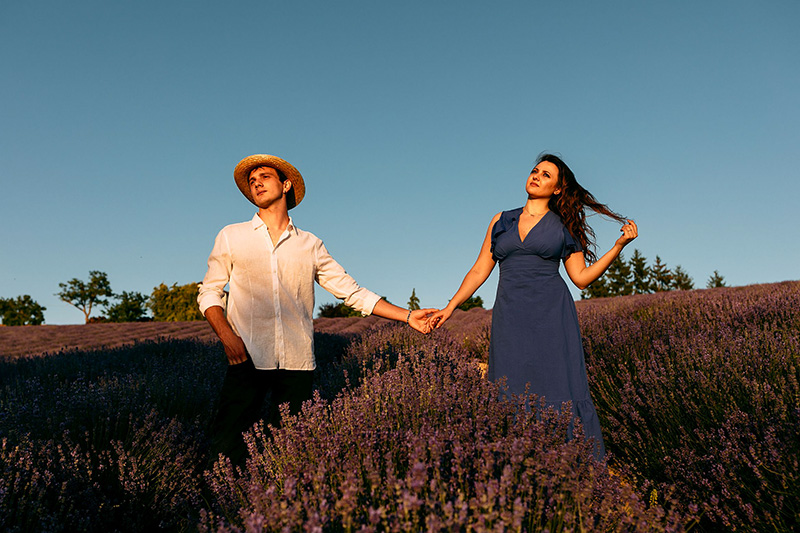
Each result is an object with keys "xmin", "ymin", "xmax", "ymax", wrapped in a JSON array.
[{"xmin": 198, "ymin": 154, "xmax": 434, "ymax": 464}]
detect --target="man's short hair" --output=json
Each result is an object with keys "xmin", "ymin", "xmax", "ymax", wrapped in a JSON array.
[{"xmin": 249, "ymin": 165, "xmax": 288, "ymax": 182}]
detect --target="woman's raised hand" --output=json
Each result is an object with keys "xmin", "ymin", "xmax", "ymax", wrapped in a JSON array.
[{"xmin": 616, "ymin": 219, "xmax": 638, "ymax": 248}]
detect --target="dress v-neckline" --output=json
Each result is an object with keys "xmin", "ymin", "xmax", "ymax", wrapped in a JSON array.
[{"xmin": 517, "ymin": 210, "xmax": 550, "ymax": 243}]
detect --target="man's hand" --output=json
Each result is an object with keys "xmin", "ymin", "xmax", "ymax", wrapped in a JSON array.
[
  {"xmin": 409, "ymin": 308, "xmax": 437, "ymax": 334},
  {"xmin": 204, "ymin": 305, "xmax": 248, "ymax": 365},
  {"xmin": 221, "ymin": 331, "xmax": 248, "ymax": 365}
]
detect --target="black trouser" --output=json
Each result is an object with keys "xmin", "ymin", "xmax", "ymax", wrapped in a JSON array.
[{"xmin": 209, "ymin": 356, "xmax": 314, "ymax": 466}]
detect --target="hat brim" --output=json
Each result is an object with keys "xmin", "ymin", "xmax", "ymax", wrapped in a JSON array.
[{"xmin": 233, "ymin": 154, "xmax": 306, "ymax": 209}]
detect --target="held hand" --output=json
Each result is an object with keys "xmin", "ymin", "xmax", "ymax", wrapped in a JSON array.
[
  {"xmin": 221, "ymin": 333, "xmax": 248, "ymax": 365},
  {"xmin": 616, "ymin": 219, "xmax": 638, "ymax": 248},
  {"xmin": 409, "ymin": 308, "xmax": 437, "ymax": 334},
  {"xmin": 428, "ymin": 308, "xmax": 454, "ymax": 330}
]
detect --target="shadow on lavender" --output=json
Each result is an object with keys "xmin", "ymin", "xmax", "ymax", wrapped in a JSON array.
[{"xmin": 3, "ymin": 281, "xmax": 799, "ymax": 531}]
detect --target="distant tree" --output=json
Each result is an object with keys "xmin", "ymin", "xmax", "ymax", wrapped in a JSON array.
[
  {"xmin": 629, "ymin": 249, "xmax": 652, "ymax": 294},
  {"xmin": 56, "ymin": 270, "xmax": 114, "ymax": 323},
  {"xmin": 606, "ymin": 255, "xmax": 633, "ymax": 296},
  {"xmin": 707, "ymin": 270, "xmax": 727, "ymax": 288},
  {"xmin": 0, "ymin": 295, "xmax": 46, "ymax": 325},
  {"xmin": 407, "ymin": 288, "xmax": 421, "ymax": 311},
  {"xmin": 581, "ymin": 276, "xmax": 612, "ymax": 299},
  {"xmin": 317, "ymin": 301, "xmax": 361, "ymax": 318},
  {"xmin": 457, "ymin": 296, "xmax": 484, "ymax": 311},
  {"xmin": 148, "ymin": 282, "xmax": 204, "ymax": 321},
  {"xmin": 671, "ymin": 265, "xmax": 695, "ymax": 290},
  {"xmin": 105, "ymin": 291, "xmax": 150, "ymax": 322},
  {"xmin": 649, "ymin": 256, "xmax": 673, "ymax": 292}
]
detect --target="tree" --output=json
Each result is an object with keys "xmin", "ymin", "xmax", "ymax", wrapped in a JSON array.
[
  {"xmin": 56, "ymin": 270, "xmax": 114, "ymax": 323},
  {"xmin": 605, "ymin": 255, "xmax": 633, "ymax": 296},
  {"xmin": 148, "ymin": 282, "xmax": 204, "ymax": 321},
  {"xmin": 707, "ymin": 270, "xmax": 727, "ymax": 288},
  {"xmin": 629, "ymin": 249, "xmax": 652, "ymax": 294},
  {"xmin": 581, "ymin": 276, "xmax": 612, "ymax": 299},
  {"xmin": 649, "ymin": 256, "xmax": 673, "ymax": 292},
  {"xmin": 671, "ymin": 265, "xmax": 695, "ymax": 290},
  {"xmin": 105, "ymin": 291, "xmax": 150, "ymax": 322},
  {"xmin": 0, "ymin": 295, "xmax": 46, "ymax": 325},
  {"xmin": 317, "ymin": 302, "xmax": 362, "ymax": 318},
  {"xmin": 407, "ymin": 288, "xmax": 421, "ymax": 311},
  {"xmin": 457, "ymin": 296, "xmax": 484, "ymax": 311}
]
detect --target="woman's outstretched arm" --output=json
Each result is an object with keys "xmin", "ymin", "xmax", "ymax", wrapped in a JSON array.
[
  {"xmin": 430, "ymin": 213, "xmax": 501, "ymax": 329},
  {"xmin": 563, "ymin": 219, "xmax": 638, "ymax": 289}
]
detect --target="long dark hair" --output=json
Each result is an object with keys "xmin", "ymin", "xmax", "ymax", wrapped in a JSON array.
[{"xmin": 537, "ymin": 153, "xmax": 626, "ymax": 263}]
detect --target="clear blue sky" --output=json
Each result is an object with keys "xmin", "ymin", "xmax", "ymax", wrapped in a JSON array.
[{"xmin": 2, "ymin": 0, "xmax": 798, "ymax": 325}]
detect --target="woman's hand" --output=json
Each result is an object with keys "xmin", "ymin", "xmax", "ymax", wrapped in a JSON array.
[
  {"xmin": 428, "ymin": 307, "xmax": 454, "ymax": 329},
  {"xmin": 408, "ymin": 309, "xmax": 437, "ymax": 334},
  {"xmin": 615, "ymin": 219, "xmax": 638, "ymax": 248}
]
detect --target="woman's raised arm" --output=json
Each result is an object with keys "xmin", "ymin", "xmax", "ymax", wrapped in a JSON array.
[
  {"xmin": 430, "ymin": 212, "xmax": 502, "ymax": 329},
  {"xmin": 563, "ymin": 219, "xmax": 638, "ymax": 289}
]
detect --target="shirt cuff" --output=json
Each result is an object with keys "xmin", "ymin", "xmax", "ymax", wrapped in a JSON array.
[
  {"xmin": 357, "ymin": 291, "xmax": 383, "ymax": 317},
  {"xmin": 198, "ymin": 291, "xmax": 226, "ymax": 316}
]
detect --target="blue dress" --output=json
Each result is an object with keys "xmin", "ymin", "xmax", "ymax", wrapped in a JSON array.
[{"xmin": 489, "ymin": 208, "xmax": 605, "ymax": 459}]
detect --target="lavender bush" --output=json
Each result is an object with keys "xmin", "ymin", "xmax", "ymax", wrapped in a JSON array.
[
  {"xmin": 581, "ymin": 282, "xmax": 800, "ymax": 531},
  {"xmin": 0, "ymin": 333, "xmax": 362, "ymax": 531},
  {"xmin": 3, "ymin": 281, "xmax": 798, "ymax": 531},
  {"xmin": 202, "ymin": 325, "xmax": 690, "ymax": 531},
  {"xmin": 1, "ymin": 412, "xmax": 203, "ymax": 531},
  {"xmin": 0, "ymin": 340, "xmax": 220, "ymax": 531}
]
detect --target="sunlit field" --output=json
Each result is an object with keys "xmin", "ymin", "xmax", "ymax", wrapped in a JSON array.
[{"xmin": 2, "ymin": 282, "xmax": 798, "ymax": 531}]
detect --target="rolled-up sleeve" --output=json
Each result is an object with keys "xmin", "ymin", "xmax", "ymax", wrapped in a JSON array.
[
  {"xmin": 314, "ymin": 241, "xmax": 381, "ymax": 316},
  {"xmin": 198, "ymin": 229, "xmax": 231, "ymax": 315}
]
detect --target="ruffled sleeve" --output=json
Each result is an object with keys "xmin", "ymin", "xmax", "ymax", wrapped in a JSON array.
[
  {"xmin": 491, "ymin": 209, "xmax": 520, "ymax": 261},
  {"xmin": 561, "ymin": 225, "xmax": 583, "ymax": 259}
]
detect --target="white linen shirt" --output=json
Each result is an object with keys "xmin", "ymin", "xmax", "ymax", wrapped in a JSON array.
[{"xmin": 198, "ymin": 214, "xmax": 381, "ymax": 370}]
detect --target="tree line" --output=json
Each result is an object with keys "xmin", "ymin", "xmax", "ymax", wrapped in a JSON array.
[
  {"xmin": 581, "ymin": 249, "xmax": 726, "ymax": 299},
  {"xmin": 1, "ymin": 258, "xmax": 727, "ymax": 325},
  {"xmin": 317, "ymin": 289, "xmax": 485, "ymax": 318},
  {"xmin": 0, "ymin": 271, "xmax": 203, "ymax": 325}
]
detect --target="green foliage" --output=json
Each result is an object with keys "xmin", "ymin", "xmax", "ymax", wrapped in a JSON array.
[
  {"xmin": 581, "ymin": 276, "xmax": 612, "ymax": 299},
  {"xmin": 317, "ymin": 301, "xmax": 361, "ymax": 318},
  {"xmin": 407, "ymin": 288, "xmax": 421, "ymax": 311},
  {"xmin": 56, "ymin": 270, "xmax": 113, "ymax": 323},
  {"xmin": 105, "ymin": 291, "xmax": 150, "ymax": 322},
  {"xmin": 457, "ymin": 295, "xmax": 484, "ymax": 311},
  {"xmin": 629, "ymin": 249, "xmax": 652, "ymax": 294},
  {"xmin": 707, "ymin": 270, "xmax": 727, "ymax": 288},
  {"xmin": 581, "ymin": 250, "xmax": 715, "ymax": 299},
  {"xmin": 671, "ymin": 265, "xmax": 695, "ymax": 290},
  {"xmin": 148, "ymin": 283, "xmax": 204, "ymax": 322},
  {"xmin": 606, "ymin": 255, "xmax": 633, "ymax": 296},
  {"xmin": 0, "ymin": 295, "xmax": 46, "ymax": 325},
  {"xmin": 649, "ymin": 256, "xmax": 673, "ymax": 292}
]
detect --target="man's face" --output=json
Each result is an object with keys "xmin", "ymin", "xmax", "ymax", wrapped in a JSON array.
[{"xmin": 248, "ymin": 166, "xmax": 290, "ymax": 208}]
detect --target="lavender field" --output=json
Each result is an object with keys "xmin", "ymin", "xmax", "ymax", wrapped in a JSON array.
[{"xmin": 1, "ymin": 282, "xmax": 798, "ymax": 531}]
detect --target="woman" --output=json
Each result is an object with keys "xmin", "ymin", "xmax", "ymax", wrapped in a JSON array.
[{"xmin": 429, "ymin": 154, "xmax": 638, "ymax": 460}]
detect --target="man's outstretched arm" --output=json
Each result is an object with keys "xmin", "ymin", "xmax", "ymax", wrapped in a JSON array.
[
  {"xmin": 313, "ymin": 240, "xmax": 436, "ymax": 333},
  {"xmin": 371, "ymin": 299, "xmax": 437, "ymax": 334}
]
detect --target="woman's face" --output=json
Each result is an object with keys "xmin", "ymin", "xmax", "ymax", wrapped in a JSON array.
[{"xmin": 525, "ymin": 161, "xmax": 561, "ymax": 199}]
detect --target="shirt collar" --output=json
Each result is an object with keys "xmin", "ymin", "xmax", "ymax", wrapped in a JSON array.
[{"xmin": 250, "ymin": 213, "xmax": 297, "ymax": 234}]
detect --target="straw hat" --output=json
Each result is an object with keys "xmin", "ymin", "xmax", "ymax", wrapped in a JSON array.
[{"xmin": 233, "ymin": 154, "xmax": 306, "ymax": 209}]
